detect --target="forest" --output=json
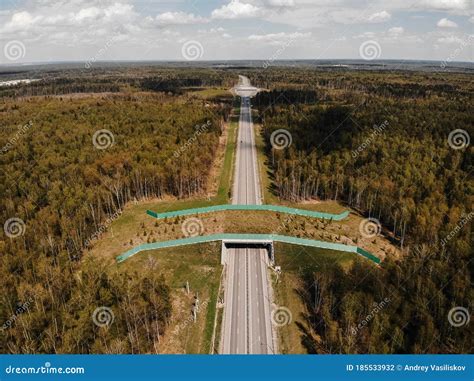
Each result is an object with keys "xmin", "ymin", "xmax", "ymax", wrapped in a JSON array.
[
  {"xmin": 0, "ymin": 68, "xmax": 232, "ymax": 353},
  {"xmin": 254, "ymin": 69, "xmax": 473, "ymax": 353},
  {"xmin": 0, "ymin": 66, "xmax": 236, "ymax": 98},
  {"xmin": 0, "ymin": 65, "xmax": 472, "ymax": 354}
]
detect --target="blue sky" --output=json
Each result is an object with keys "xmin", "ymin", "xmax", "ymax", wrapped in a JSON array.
[{"xmin": 0, "ymin": 0, "xmax": 473, "ymax": 63}]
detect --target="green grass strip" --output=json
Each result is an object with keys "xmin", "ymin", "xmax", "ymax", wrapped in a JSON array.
[
  {"xmin": 116, "ymin": 233, "xmax": 380, "ymax": 265},
  {"xmin": 146, "ymin": 204, "xmax": 349, "ymax": 221}
]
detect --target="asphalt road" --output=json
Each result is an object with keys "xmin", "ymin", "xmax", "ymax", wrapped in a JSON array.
[{"xmin": 222, "ymin": 77, "xmax": 274, "ymax": 354}]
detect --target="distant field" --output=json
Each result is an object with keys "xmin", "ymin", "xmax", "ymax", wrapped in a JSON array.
[{"xmin": 186, "ymin": 87, "xmax": 234, "ymax": 100}]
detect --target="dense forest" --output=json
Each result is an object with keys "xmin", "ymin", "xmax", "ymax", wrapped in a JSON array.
[
  {"xmin": 0, "ymin": 70, "xmax": 231, "ymax": 353},
  {"xmin": 255, "ymin": 69, "xmax": 473, "ymax": 353},
  {"xmin": 0, "ymin": 67, "xmax": 236, "ymax": 98},
  {"xmin": 1, "ymin": 66, "xmax": 472, "ymax": 354}
]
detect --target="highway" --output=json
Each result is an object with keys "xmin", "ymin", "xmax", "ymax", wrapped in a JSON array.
[{"xmin": 222, "ymin": 77, "xmax": 274, "ymax": 354}]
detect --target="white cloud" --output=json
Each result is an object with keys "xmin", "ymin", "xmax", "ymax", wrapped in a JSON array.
[
  {"xmin": 437, "ymin": 36, "xmax": 463, "ymax": 44},
  {"xmin": 367, "ymin": 11, "xmax": 391, "ymax": 23},
  {"xmin": 0, "ymin": 0, "xmax": 473, "ymax": 63},
  {"xmin": 354, "ymin": 32, "xmax": 376, "ymax": 39},
  {"xmin": 2, "ymin": 11, "xmax": 44, "ymax": 32},
  {"xmin": 197, "ymin": 27, "xmax": 227, "ymax": 35},
  {"xmin": 248, "ymin": 31, "xmax": 311, "ymax": 45},
  {"xmin": 154, "ymin": 11, "xmax": 207, "ymax": 25},
  {"xmin": 420, "ymin": 0, "xmax": 470, "ymax": 11},
  {"xmin": 437, "ymin": 18, "xmax": 458, "ymax": 28},
  {"xmin": 102, "ymin": 3, "xmax": 134, "ymax": 22},
  {"xmin": 211, "ymin": 0, "xmax": 261, "ymax": 19},
  {"xmin": 388, "ymin": 26, "xmax": 404, "ymax": 36},
  {"xmin": 265, "ymin": 0, "xmax": 295, "ymax": 8},
  {"xmin": 1, "ymin": 2, "xmax": 137, "ymax": 35},
  {"xmin": 74, "ymin": 7, "xmax": 102, "ymax": 22}
]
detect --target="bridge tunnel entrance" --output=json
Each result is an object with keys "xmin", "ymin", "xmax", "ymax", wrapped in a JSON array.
[{"xmin": 221, "ymin": 240, "xmax": 274, "ymax": 265}]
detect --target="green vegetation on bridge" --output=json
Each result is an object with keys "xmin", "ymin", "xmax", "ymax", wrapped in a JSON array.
[
  {"xmin": 146, "ymin": 204, "xmax": 350, "ymax": 221},
  {"xmin": 116, "ymin": 233, "xmax": 380, "ymax": 264}
]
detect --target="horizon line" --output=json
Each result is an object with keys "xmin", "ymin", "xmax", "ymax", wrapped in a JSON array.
[{"xmin": 1, "ymin": 58, "xmax": 473, "ymax": 67}]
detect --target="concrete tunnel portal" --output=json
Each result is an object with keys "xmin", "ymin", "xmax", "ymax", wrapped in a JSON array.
[{"xmin": 220, "ymin": 239, "xmax": 274, "ymax": 265}]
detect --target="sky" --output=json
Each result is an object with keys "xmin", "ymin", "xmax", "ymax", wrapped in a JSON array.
[{"xmin": 0, "ymin": 0, "xmax": 473, "ymax": 64}]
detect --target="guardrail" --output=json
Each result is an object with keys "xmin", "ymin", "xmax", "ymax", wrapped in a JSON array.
[
  {"xmin": 116, "ymin": 233, "xmax": 380, "ymax": 265},
  {"xmin": 146, "ymin": 204, "xmax": 350, "ymax": 221}
]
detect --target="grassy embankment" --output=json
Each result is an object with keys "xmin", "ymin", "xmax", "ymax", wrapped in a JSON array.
[
  {"xmin": 271, "ymin": 243, "xmax": 355, "ymax": 354},
  {"xmin": 120, "ymin": 242, "xmax": 222, "ymax": 353}
]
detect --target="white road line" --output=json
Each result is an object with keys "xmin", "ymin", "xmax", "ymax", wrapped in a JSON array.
[{"xmin": 221, "ymin": 77, "xmax": 273, "ymax": 354}]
